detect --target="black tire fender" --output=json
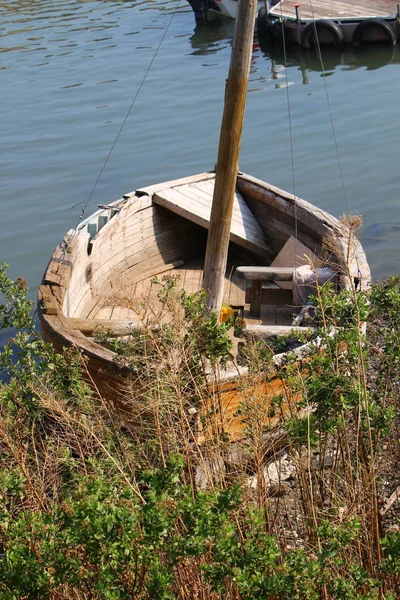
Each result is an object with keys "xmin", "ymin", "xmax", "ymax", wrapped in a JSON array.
[
  {"xmin": 301, "ymin": 19, "xmax": 344, "ymax": 49},
  {"xmin": 352, "ymin": 19, "xmax": 396, "ymax": 47},
  {"xmin": 257, "ymin": 7, "xmax": 271, "ymax": 38}
]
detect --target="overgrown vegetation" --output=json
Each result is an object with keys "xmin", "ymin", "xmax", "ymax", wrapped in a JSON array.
[{"xmin": 1, "ymin": 262, "xmax": 400, "ymax": 599}]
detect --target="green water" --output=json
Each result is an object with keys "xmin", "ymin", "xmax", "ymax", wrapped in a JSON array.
[{"xmin": 1, "ymin": 0, "xmax": 400, "ymax": 302}]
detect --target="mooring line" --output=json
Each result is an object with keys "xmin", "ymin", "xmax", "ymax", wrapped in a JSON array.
[
  {"xmin": 279, "ymin": 2, "xmax": 299, "ymax": 270},
  {"xmin": 65, "ymin": 0, "xmax": 183, "ymax": 254},
  {"xmin": 308, "ymin": 0, "xmax": 350, "ymax": 214}
]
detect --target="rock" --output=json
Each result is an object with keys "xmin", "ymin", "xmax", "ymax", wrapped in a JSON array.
[
  {"xmin": 265, "ymin": 453, "xmax": 296, "ymax": 485},
  {"xmin": 314, "ymin": 453, "xmax": 335, "ymax": 469},
  {"xmin": 226, "ymin": 429, "xmax": 289, "ymax": 470},
  {"xmin": 247, "ymin": 474, "xmax": 258, "ymax": 489},
  {"xmin": 246, "ymin": 453, "xmax": 296, "ymax": 492},
  {"xmin": 262, "ymin": 428, "xmax": 289, "ymax": 455},
  {"xmin": 225, "ymin": 441, "xmax": 252, "ymax": 469},
  {"xmin": 268, "ymin": 483, "xmax": 290, "ymax": 497},
  {"xmin": 195, "ymin": 455, "xmax": 225, "ymax": 490}
]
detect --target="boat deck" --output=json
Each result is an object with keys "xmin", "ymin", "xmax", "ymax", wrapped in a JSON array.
[
  {"xmin": 270, "ymin": 0, "xmax": 397, "ymax": 20},
  {"xmin": 94, "ymin": 257, "xmax": 295, "ymax": 329},
  {"xmin": 152, "ymin": 178, "xmax": 271, "ymax": 258},
  {"xmin": 94, "ymin": 257, "xmax": 247, "ymax": 321}
]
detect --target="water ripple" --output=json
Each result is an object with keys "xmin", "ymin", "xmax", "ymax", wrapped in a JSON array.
[{"xmin": 1, "ymin": 0, "xmax": 400, "ymax": 292}]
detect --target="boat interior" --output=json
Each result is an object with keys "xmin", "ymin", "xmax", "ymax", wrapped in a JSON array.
[{"xmin": 40, "ymin": 171, "xmax": 367, "ymax": 354}]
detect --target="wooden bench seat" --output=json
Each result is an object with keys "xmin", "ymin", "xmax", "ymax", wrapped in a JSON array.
[
  {"xmin": 236, "ymin": 266, "xmax": 295, "ymax": 315},
  {"xmin": 236, "ymin": 266, "xmax": 295, "ymax": 281},
  {"xmin": 68, "ymin": 318, "xmax": 141, "ymax": 337},
  {"xmin": 153, "ymin": 180, "xmax": 273, "ymax": 259},
  {"xmin": 243, "ymin": 324, "xmax": 315, "ymax": 339}
]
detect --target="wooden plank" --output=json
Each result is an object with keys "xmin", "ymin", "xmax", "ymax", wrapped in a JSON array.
[
  {"xmin": 236, "ymin": 174, "xmax": 338, "ymax": 237},
  {"xmin": 81, "ymin": 244, "xmax": 195, "ymax": 318},
  {"xmin": 157, "ymin": 186, "xmax": 264, "ymax": 240},
  {"xmin": 271, "ymin": 236, "xmax": 320, "ymax": 269},
  {"xmin": 243, "ymin": 324, "xmax": 314, "ymax": 338},
  {"xmin": 43, "ymin": 245, "xmax": 73, "ymax": 288},
  {"xmin": 176, "ymin": 182, "xmax": 262, "ymax": 234},
  {"xmin": 236, "ymin": 266, "xmax": 295, "ymax": 281},
  {"xmin": 247, "ymin": 280, "xmax": 262, "ymax": 316},
  {"xmin": 38, "ymin": 283, "xmax": 64, "ymax": 315},
  {"xmin": 170, "ymin": 188, "xmax": 261, "ymax": 237},
  {"xmin": 68, "ymin": 318, "xmax": 141, "ymax": 337},
  {"xmin": 68, "ymin": 219, "xmax": 194, "ymax": 316},
  {"xmin": 189, "ymin": 181, "xmax": 260, "ymax": 228},
  {"xmin": 136, "ymin": 171, "xmax": 216, "ymax": 196},
  {"xmin": 154, "ymin": 187, "xmax": 272, "ymax": 258},
  {"xmin": 65, "ymin": 203, "xmax": 192, "ymax": 313},
  {"xmin": 87, "ymin": 212, "xmax": 191, "ymax": 283},
  {"xmin": 95, "ymin": 307, "xmax": 114, "ymax": 320},
  {"xmin": 271, "ymin": 0, "xmax": 397, "ymax": 19},
  {"xmin": 270, "ymin": 235, "xmax": 321, "ymax": 291}
]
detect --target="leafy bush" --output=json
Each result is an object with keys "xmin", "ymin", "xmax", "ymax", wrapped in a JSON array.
[{"xmin": 0, "ymin": 264, "xmax": 400, "ymax": 599}]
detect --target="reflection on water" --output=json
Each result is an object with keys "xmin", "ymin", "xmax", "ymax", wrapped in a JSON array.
[
  {"xmin": 0, "ymin": 0, "xmax": 189, "ymax": 69},
  {"xmin": 364, "ymin": 222, "xmax": 400, "ymax": 245},
  {"xmin": 189, "ymin": 18, "xmax": 234, "ymax": 55},
  {"xmin": 258, "ymin": 38, "xmax": 400, "ymax": 78}
]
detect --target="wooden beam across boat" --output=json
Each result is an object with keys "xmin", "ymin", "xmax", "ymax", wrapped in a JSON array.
[
  {"xmin": 236, "ymin": 266, "xmax": 295, "ymax": 281},
  {"xmin": 243, "ymin": 324, "xmax": 315, "ymax": 338},
  {"xmin": 154, "ymin": 179, "xmax": 272, "ymax": 259},
  {"xmin": 68, "ymin": 318, "xmax": 141, "ymax": 337}
]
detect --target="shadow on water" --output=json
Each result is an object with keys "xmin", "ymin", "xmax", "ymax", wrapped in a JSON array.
[
  {"xmin": 188, "ymin": 17, "xmax": 235, "ymax": 55},
  {"xmin": 257, "ymin": 37, "xmax": 400, "ymax": 77},
  {"xmin": 187, "ymin": 18, "xmax": 400, "ymax": 73},
  {"xmin": 363, "ymin": 222, "xmax": 400, "ymax": 246}
]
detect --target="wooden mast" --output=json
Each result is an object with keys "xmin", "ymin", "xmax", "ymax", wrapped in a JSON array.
[{"xmin": 202, "ymin": 0, "xmax": 258, "ymax": 313}]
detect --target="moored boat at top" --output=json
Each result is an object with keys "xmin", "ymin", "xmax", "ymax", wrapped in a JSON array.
[
  {"xmin": 207, "ymin": 0, "xmax": 264, "ymax": 19},
  {"xmin": 187, "ymin": 0, "xmax": 265, "ymax": 23}
]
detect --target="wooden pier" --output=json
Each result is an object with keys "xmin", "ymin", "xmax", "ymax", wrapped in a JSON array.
[
  {"xmin": 259, "ymin": 0, "xmax": 400, "ymax": 47},
  {"xmin": 270, "ymin": 0, "xmax": 398, "ymax": 20}
]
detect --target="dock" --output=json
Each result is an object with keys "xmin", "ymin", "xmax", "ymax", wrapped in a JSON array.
[
  {"xmin": 259, "ymin": 0, "xmax": 400, "ymax": 47},
  {"xmin": 270, "ymin": 0, "xmax": 398, "ymax": 20}
]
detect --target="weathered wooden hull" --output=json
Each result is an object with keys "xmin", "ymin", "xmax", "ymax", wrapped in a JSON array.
[
  {"xmin": 38, "ymin": 171, "xmax": 370, "ymax": 439},
  {"xmin": 208, "ymin": 0, "xmax": 264, "ymax": 19}
]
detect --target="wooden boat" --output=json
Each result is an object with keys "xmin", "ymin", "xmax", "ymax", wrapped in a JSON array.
[
  {"xmin": 38, "ymin": 0, "xmax": 370, "ymax": 440},
  {"xmin": 38, "ymin": 171, "xmax": 369, "ymax": 389}
]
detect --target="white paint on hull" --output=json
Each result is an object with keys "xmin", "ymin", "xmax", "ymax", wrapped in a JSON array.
[{"xmin": 209, "ymin": 0, "xmax": 264, "ymax": 19}]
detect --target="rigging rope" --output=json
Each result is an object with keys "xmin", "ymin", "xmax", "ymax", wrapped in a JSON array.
[
  {"xmin": 270, "ymin": 0, "xmax": 360, "ymax": 286},
  {"xmin": 308, "ymin": 0, "xmax": 350, "ymax": 214},
  {"xmin": 274, "ymin": 0, "xmax": 355, "ymax": 274},
  {"xmin": 65, "ymin": 0, "xmax": 182, "ymax": 250},
  {"xmin": 278, "ymin": 2, "xmax": 299, "ymax": 270},
  {"xmin": 307, "ymin": 1, "xmax": 362, "ymax": 280}
]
